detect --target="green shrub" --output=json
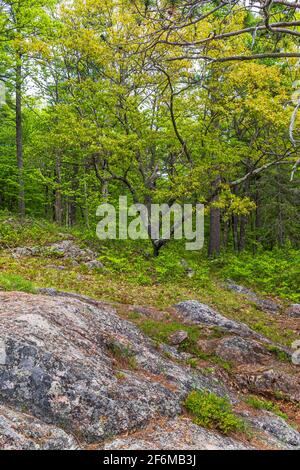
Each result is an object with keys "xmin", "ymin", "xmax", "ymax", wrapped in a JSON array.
[
  {"xmin": 219, "ymin": 248, "xmax": 300, "ymax": 302},
  {"xmin": 0, "ymin": 216, "xmax": 66, "ymax": 248},
  {"xmin": 185, "ymin": 390, "xmax": 245, "ymax": 434},
  {"xmin": 245, "ymin": 395, "xmax": 288, "ymax": 420},
  {"xmin": 0, "ymin": 273, "xmax": 36, "ymax": 293}
]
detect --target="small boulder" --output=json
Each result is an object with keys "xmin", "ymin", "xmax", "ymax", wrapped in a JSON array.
[
  {"xmin": 174, "ymin": 300, "xmax": 257, "ymax": 338},
  {"xmin": 84, "ymin": 260, "xmax": 104, "ymax": 270},
  {"xmin": 236, "ymin": 369, "xmax": 300, "ymax": 401},
  {"xmin": 215, "ymin": 336, "xmax": 270, "ymax": 365},
  {"xmin": 286, "ymin": 304, "xmax": 300, "ymax": 318},
  {"xmin": 227, "ymin": 281, "xmax": 279, "ymax": 314},
  {"xmin": 12, "ymin": 246, "xmax": 40, "ymax": 258},
  {"xmin": 241, "ymin": 411, "xmax": 300, "ymax": 449},
  {"xmin": 46, "ymin": 240, "xmax": 95, "ymax": 261},
  {"xmin": 197, "ymin": 339, "xmax": 218, "ymax": 354},
  {"xmin": 180, "ymin": 259, "xmax": 195, "ymax": 278},
  {"xmin": 168, "ymin": 330, "xmax": 188, "ymax": 346},
  {"xmin": 45, "ymin": 265, "xmax": 66, "ymax": 271}
]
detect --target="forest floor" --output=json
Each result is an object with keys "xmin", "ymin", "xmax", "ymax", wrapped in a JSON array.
[{"xmin": 0, "ymin": 215, "xmax": 298, "ymax": 347}]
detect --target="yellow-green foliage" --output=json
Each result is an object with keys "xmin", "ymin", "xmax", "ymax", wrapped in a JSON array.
[{"xmin": 185, "ymin": 390, "xmax": 245, "ymax": 434}]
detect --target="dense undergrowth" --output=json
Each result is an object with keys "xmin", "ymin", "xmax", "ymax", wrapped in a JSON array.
[
  {"xmin": 0, "ymin": 214, "xmax": 298, "ymax": 301},
  {"xmin": 0, "ymin": 214, "xmax": 298, "ymax": 347}
]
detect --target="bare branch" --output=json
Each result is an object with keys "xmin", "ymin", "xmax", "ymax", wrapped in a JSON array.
[{"xmin": 167, "ymin": 52, "xmax": 300, "ymax": 63}]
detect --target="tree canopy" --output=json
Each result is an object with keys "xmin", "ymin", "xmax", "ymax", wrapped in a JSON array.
[{"xmin": 0, "ymin": 0, "xmax": 299, "ymax": 255}]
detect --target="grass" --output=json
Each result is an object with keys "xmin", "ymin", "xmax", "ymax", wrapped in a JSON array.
[
  {"xmin": 245, "ymin": 395, "xmax": 288, "ymax": 420},
  {"xmin": 185, "ymin": 390, "xmax": 246, "ymax": 434},
  {"xmin": 0, "ymin": 273, "xmax": 36, "ymax": 293},
  {"xmin": 0, "ymin": 214, "xmax": 69, "ymax": 248}
]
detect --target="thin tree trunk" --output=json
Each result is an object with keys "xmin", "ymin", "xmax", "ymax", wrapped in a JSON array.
[
  {"xmin": 68, "ymin": 200, "xmax": 76, "ymax": 227},
  {"xmin": 83, "ymin": 173, "xmax": 90, "ymax": 228},
  {"xmin": 276, "ymin": 168, "xmax": 284, "ymax": 246},
  {"xmin": 16, "ymin": 54, "xmax": 25, "ymax": 218},
  {"xmin": 223, "ymin": 217, "xmax": 229, "ymax": 248},
  {"xmin": 238, "ymin": 215, "xmax": 247, "ymax": 251},
  {"xmin": 68, "ymin": 164, "xmax": 78, "ymax": 227},
  {"xmin": 254, "ymin": 186, "xmax": 263, "ymax": 251},
  {"xmin": 44, "ymin": 184, "xmax": 50, "ymax": 219},
  {"xmin": 208, "ymin": 178, "xmax": 221, "ymax": 257},
  {"xmin": 153, "ymin": 242, "xmax": 161, "ymax": 257},
  {"xmin": 54, "ymin": 157, "xmax": 63, "ymax": 225},
  {"xmin": 102, "ymin": 180, "xmax": 108, "ymax": 199},
  {"xmin": 232, "ymin": 215, "xmax": 239, "ymax": 252},
  {"xmin": 209, "ymin": 206, "xmax": 221, "ymax": 257},
  {"xmin": 238, "ymin": 179, "xmax": 250, "ymax": 251}
]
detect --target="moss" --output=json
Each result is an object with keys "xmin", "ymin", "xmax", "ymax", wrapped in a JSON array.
[{"xmin": 185, "ymin": 390, "xmax": 246, "ymax": 434}]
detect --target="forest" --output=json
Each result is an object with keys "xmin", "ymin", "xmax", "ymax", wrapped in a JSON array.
[{"xmin": 0, "ymin": 0, "xmax": 299, "ymax": 296}]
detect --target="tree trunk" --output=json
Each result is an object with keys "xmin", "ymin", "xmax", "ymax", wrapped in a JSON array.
[
  {"xmin": 152, "ymin": 239, "xmax": 165, "ymax": 257},
  {"xmin": 222, "ymin": 216, "xmax": 229, "ymax": 248},
  {"xmin": 254, "ymin": 177, "xmax": 262, "ymax": 246},
  {"xmin": 83, "ymin": 173, "xmax": 90, "ymax": 228},
  {"xmin": 16, "ymin": 54, "xmax": 25, "ymax": 218},
  {"xmin": 232, "ymin": 215, "xmax": 239, "ymax": 252},
  {"xmin": 54, "ymin": 157, "xmax": 63, "ymax": 225},
  {"xmin": 209, "ymin": 206, "xmax": 221, "ymax": 257},
  {"xmin": 238, "ymin": 215, "xmax": 247, "ymax": 251},
  {"xmin": 276, "ymin": 169, "xmax": 284, "ymax": 247},
  {"xmin": 69, "ymin": 199, "xmax": 77, "ymax": 227},
  {"xmin": 102, "ymin": 180, "xmax": 108, "ymax": 199},
  {"xmin": 208, "ymin": 178, "xmax": 221, "ymax": 258},
  {"xmin": 67, "ymin": 164, "xmax": 78, "ymax": 227},
  {"xmin": 238, "ymin": 178, "xmax": 250, "ymax": 252}
]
